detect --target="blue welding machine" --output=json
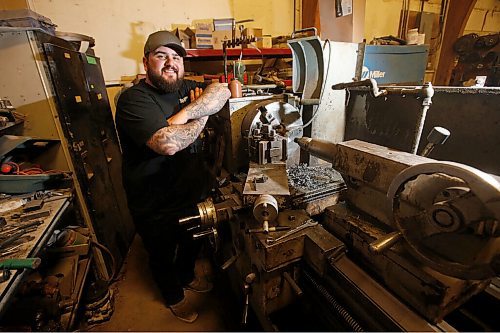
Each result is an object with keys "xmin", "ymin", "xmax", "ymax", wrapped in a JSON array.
[{"xmin": 359, "ymin": 44, "xmax": 429, "ymax": 85}]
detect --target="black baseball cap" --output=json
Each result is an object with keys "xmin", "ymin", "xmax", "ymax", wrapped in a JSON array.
[{"xmin": 144, "ymin": 30, "xmax": 187, "ymax": 57}]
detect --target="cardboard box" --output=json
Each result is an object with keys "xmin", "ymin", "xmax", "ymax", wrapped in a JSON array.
[
  {"xmin": 194, "ymin": 21, "xmax": 213, "ymax": 34},
  {"xmin": 212, "ymin": 30, "xmax": 232, "ymax": 49},
  {"xmin": 243, "ymin": 28, "xmax": 263, "ymax": 48},
  {"xmin": 213, "ymin": 18, "xmax": 234, "ymax": 31},
  {"xmin": 190, "ymin": 20, "xmax": 214, "ymax": 48},
  {"xmin": 243, "ymin": 28, "xmax": 263, "ymax": 39},
  {"xmin": 193, "ymin": 34, "xmax": 213, "ymax": 49},
  {"xmin": 212, "ymin": 30, "xmax": 241, "ymax": 49},
  {"xmin": 171, "ymin": 23, "xmax": 190, "ymax": 30},
  {"xmin": 262, "ymin": 35, "xmax": 272, "ymax": 49},
  {"xmin": 172, "ymin": 27, "xmax": 195, "ymax": 49}
]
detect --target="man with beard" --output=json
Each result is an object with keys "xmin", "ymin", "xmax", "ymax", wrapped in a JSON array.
[{"xmin": 115, "ymin": 30, "xmax": 230, "ymax": 323}]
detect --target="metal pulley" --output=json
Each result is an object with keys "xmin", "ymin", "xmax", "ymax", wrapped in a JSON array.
[
  {"xmin": 178, "ymin": 199, "xmax": 222, "ymax": 251},
  {"xmin": 387, "ymin": 161, "xmax": 500, "ymax": 280},
  {"xmin": 252, "ymin": 194, "xmax": 279, "ymax": 234},
  {"xmin": 179, "ymin": 198, "xmax": 218, "ymax": 227},
  {"xmin": 253, "ymin": 195, "xmax": 279, "ymax": 223},
  {"xmin": 197, "ymin": 199, "xmax": 218, "ymax": 227}
]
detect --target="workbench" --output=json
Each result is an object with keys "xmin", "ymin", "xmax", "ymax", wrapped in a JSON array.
[{"xmin": 0, "ymin": 193, "xmax": 72, "ymax": 316}]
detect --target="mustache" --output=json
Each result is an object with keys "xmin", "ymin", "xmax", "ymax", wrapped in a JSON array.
[
  {"xmin": 147, "ymin": 68, "xmax": 184, "ymax": 93},
  {"xmin": 162, "ymin": 65, "xmax": 178, "ymax": 73}
]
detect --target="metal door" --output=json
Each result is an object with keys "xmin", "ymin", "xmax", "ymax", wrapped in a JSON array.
[{"xmin": 43, "ymin": 43, "xmax": 133, "ymax": 271}]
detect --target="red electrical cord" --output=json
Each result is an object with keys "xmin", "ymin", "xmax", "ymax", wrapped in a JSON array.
[{"xmin": 1, "ymin": 161, "xmax": 63, "ymax": 175}]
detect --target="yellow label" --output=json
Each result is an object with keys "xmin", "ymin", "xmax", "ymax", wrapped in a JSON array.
[
  {"xmin": 90, "ymin": 84, "xmax": 94, "ymax": 89},
  {"xmin": 75, "ymin": 96, "xmax": 82, "ymax": 103},
  {"xmin": 97, "ymin": 93, "xmax": 102, "ymax": 100},
  {"xmin": 64, "ymin": 53, "xmax": 71, "ymax": 59}
]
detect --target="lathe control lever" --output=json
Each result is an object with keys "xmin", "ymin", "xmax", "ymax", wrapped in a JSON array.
[
  {"xmin": 242, "ymin": 272, "xmax": 257, "ymax": 325},
  {"xmin": 283, "ymin": 271, "xmax": 303, "ymax": 297},
  {"xmin": 368, "ymin": 231, "xmax": 403, "ymax": 254},
  {"xmin": 246, "ymin": 225, "xmax": 291, "ymax": 234},
  {"xmin": 420, "ymin": 126, "xmax": 451, "ymax": 157},
  {"xmin": 192, "ymin": 227, "xmax": 217, "ymax": 240}
]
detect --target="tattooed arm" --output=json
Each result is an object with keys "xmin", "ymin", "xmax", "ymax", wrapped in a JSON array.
[
  {"xmin": 146, "ymin": 82, "xmax": 229, "ymax": 155},
  {"xmin": 167, "ymin": 82, "xmax": 230, "ymax": 125},
  {"xmin": 147, "ymin": 116, "xmax": 208, "ymax": 155}
]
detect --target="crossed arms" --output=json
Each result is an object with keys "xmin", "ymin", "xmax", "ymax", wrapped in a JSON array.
[{"xmin": 146, "ymin": 83, "xmax": 230, "ymax": 155}]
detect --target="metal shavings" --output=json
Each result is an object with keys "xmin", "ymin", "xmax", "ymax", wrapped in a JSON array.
[
  {"xmin": 287, "ymin": 164, "xmax": 346, "ymax": 206},
  {"xmin": 287, "ymin": 164, "xmax": 345, "ymax": 194}
]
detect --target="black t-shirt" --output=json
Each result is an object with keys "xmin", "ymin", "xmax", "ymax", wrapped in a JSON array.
[{"xmin": 115, "ymin": 79, "xmax": 208, "ymax": 218}]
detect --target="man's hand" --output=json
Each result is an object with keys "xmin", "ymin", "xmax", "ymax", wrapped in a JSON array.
[
  {"xmin": 167, "ymin": 87, "xmax": 204, "ymax": 125},
  {"xmin": 190, "ymin": 87, "xmax": 203, "ymax": 102}
]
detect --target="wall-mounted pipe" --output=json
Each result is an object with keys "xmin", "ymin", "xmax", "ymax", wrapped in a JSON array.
[{"xmin": 332, "ymin": 78, "xmax": 387, "ymax": 98}]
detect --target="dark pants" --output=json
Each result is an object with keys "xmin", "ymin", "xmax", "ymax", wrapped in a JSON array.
[{"xmin": 133, "ymin": 212, "xmax": 201, "ymax": 305}]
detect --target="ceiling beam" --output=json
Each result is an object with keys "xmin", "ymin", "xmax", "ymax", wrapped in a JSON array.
[
  {"xmin": 434, "ymin": 0, "xmax": 477, "ymax": 85},
  {"xmin": 301, "ymin": 0, "xmax": 320, "ymax": 33}
]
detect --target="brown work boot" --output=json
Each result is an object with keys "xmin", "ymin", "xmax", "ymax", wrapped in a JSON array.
[
  {"xmin": 169, "ymin": 298, "xmax": 198, "ymax": 323},
  {"xmin": 185, "ymin": 277, "xmax": 213, "ymax": 293}
]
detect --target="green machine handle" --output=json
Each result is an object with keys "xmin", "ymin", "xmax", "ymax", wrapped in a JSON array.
[{"xmin": 0, "ymin": 258, "xmax": 41, "ymax": 270}]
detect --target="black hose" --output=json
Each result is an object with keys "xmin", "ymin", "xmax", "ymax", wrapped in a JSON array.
[
  {"xmin": 91, "ymin": 240, "xmax": 117, "ymax": 283},
  {"xmin": 302, "ymin": 269, "xmax": 364, "ymax": 332}
]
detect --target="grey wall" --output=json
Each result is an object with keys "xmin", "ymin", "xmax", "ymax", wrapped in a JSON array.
[{"xmin": 343, "ymin": 87, "xmax": 500, "ymax": 175}]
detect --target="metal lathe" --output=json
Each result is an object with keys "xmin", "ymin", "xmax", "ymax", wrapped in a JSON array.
[{"xmin": 179, "ymin": 31, "xmax": 500, "ymax": 331}]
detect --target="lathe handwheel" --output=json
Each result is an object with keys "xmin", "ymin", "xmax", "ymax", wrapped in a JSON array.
[{"xmin": 387, "ymin": 161, "xmax": 500, "ymax": 280}]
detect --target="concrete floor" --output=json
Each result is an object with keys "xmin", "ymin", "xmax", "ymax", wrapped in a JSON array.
[{"xmin": 86, "ymin": 235, "xmax": 241, "ymax": 332}]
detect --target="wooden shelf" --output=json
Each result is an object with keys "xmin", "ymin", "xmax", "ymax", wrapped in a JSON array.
[{"xmin": 186, "ymin": 48, "xmax": 291, "ymax": 59}]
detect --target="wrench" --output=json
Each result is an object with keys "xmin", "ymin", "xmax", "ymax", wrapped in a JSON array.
[{"xmin": 266, "ymin": 219, "xmax": 318, "ymax": 244}]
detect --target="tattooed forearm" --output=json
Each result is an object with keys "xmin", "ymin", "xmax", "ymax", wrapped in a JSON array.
[
  {"xmin": 183, "ymin": 83, "xmax": 230, "ymax": 119},
  {"xmin": 147, "ymin": 116, "xmax": 208, "ymax": 155},
  {"xmin": 146, "ymin": 83, "xmax": 228, "ymax": 155}
]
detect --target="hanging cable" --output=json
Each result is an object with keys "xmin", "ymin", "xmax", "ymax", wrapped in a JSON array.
[{"xmin": 248, "ymin": 42, "xmax": 265, "ymax": 81}]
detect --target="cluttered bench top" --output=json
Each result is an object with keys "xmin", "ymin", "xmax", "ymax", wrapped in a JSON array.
[{"xmin": 0, "ymin": 189, "xmax": 72, "ymax": 313}]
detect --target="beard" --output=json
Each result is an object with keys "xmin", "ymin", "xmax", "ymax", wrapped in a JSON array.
[{"xmin": 147, "ymin": 68, "xmax": 184, "ymax": 93}]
